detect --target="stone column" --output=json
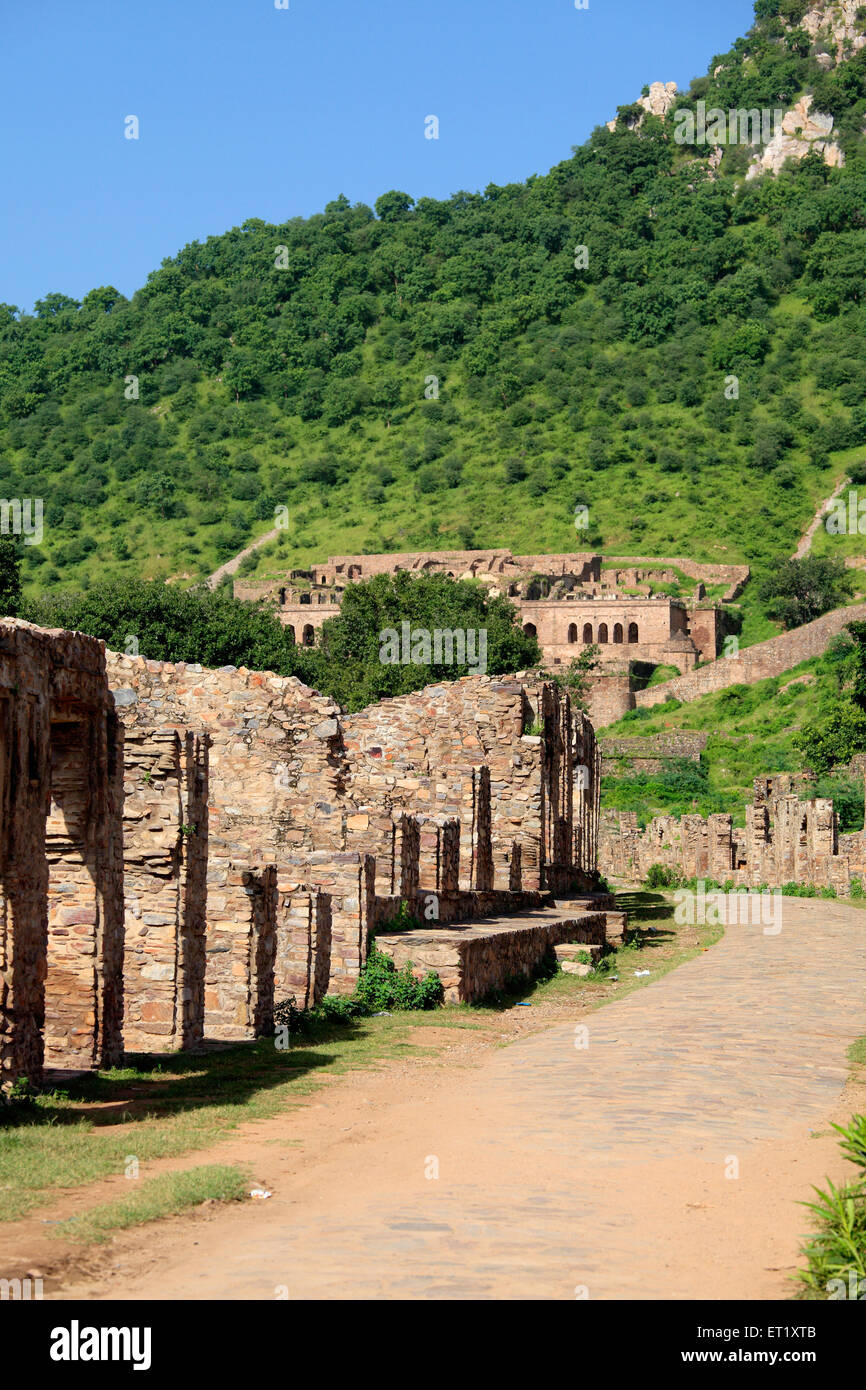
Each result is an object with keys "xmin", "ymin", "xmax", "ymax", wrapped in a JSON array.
[{"xmin": 0, "ymin": 692, "xmax": 51, "ymax": 1086}]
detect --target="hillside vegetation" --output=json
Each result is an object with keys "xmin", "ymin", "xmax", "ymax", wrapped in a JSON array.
[
  {"xmin": 599, "ymin": 631, "xmax": 866, "ymax": 826},
  {"xmin": 3, "ymin": 1, "xmax": 866, "ymax": 633}
]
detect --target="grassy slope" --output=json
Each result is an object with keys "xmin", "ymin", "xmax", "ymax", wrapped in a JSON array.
[{"xmin": 598, "ymin": 654, "xmax": 866, "ymax": 825}]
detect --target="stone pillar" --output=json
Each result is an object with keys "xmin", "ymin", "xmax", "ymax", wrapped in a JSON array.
[
  {"xmin": 0, "ymin": 692, "xmax": 51, "ymax": 1087},
  {"xmin": 204, "ymin": 862, "xmax": 276, "ymax": 1040},
  {"xmin": 44, "ymin": 707, "xmax": 125, "ymax": 1072},
  {"xmin": 391, "ymin": 814, "xmax": 420, "ymax": 897},
  {"xmin": 283, "ymin": 851, "xmax": 375, "ymax": 995},
  {"xmin": 274, "ymin": 883, "xmax": 332, "ymax": 1011},
  {"xmin": 708, "ymin": 814, "xmax": 734, "ymax": 881},
  {"xmin": 122, "ymin": 729, "xmax": 209, "ymax": 1053},
  {"xmin": 472, "ymin": 766, "xmax": 494, "ymax": 890}
]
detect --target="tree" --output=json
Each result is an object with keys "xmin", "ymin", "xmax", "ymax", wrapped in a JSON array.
[
  {"xmin": 374, "ymin": 190, "xmax": 414, "ymax": 222},
  {"xmin": 757, "ymin": 556, "xmax": 854, "ymax": 630},
  {"xmin": 298, "ymin": 571, "xmax": 540, "ymax": 711},
  {"xmin": 0, "ymin": 539, "xmax": 22, "ymax": 616},
  {"xmin": 794, "ymin": 701, "xmax": 866, "ymax": 773},
  {"xmin": 541, "ymin": 644, "xmax": 600, "ymax": 711},
  {"xmin": 23, "ymin": 578, "xmax": 297, "ymax": 672}
]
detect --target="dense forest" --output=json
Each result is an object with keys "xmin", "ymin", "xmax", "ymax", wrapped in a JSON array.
[{"xmin": 2, "ymin": 0, "xmax": 866, "ymax": 622}]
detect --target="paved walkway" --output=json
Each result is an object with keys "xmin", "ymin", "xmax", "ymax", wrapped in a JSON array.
[{"xmin": 60, "ymin": 899, "xmax": 866, "ymax": 1300}]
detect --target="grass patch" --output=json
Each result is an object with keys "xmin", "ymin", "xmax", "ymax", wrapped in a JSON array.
[
  {"xmin": 0, "ymin": 1008, "xmax": 487, "ymax": 1222},
  {"xmin": 51, "ymin": 1164, "xmax": 248, "ymax": 1245}
]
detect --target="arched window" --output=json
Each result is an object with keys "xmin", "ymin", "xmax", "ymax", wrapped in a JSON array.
[
  {"xmin": 523, "ymin": 622, "xmax": 537, "ymax": 638},
  {"xmin": 613, "ymin": 623, "xmax": 623, "ymax": 644},
  {"xmin": 300, "ymin": 592, "xmax": 311, "ymax": 605},
  {"xmin": 567, "ymin": 623, "xmax": 577, "ymax": 644},
  {"xmin": 597, "ymin": 623, "xmax": 608, "ymax": 644},
  {"xmin": 582, "ymin": 623, "xmax": 593, "ymax": 643},
  {"xmin": 628, "ymin": 622, "xmax": 639, "ymax": 643},
  {"xmin": 279, "ymin": 588, "xmax": 286, "ymax": 604},
  {"xmin": 302, "ymin": 624, "xmax": 315, "ymax": 647}
]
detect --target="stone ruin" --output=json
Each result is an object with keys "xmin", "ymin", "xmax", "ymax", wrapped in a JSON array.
[
  {"xmin": 600, "ymin": 773, "xmax": 866, "ymax": 895},
  {"xmin": 0, "ymin": 620, "xmax": 124, "ymax": 1087},
  {"xmin": 1, "ymin": 619, "xmax": 607, "ymax": 1086}
]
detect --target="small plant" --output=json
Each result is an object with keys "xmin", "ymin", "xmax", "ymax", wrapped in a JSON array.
[
  {"xmin": 644, "ymin": 863, "xmax": 681, "ymax": 889},
  {"xmin": 620, "ymin": 928, "xmax": 644, "ymax": 951},
  {"xmin": 795, "ymin": 1114, "xmax": 866, "ymax": 1300},
  {"xmin": 851, "ymin": 876, "xmax": 865, "ymax": 900},
  {"xmin": 374, "ymin": 900, "xmax": 422, "ymax": 934},
  {"xmin": 0, "ymin": 1076, "xmax": 36, "ymax": 1110},
  {"xmin": 354, "ymin": 945, "xmax": 443, "ymax": 1012},
  {"xmin": 273, "ymin": 943, "xmax": 444, "ymax": 1036},
  {"xmin": 180, "ymin": 823, "xmax": 196, "ymax": 837}
]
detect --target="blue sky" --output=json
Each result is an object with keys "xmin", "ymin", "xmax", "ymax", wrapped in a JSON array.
[{"xmin": 2, "ymin": 0, "xmax": 757, "ymax": 312}]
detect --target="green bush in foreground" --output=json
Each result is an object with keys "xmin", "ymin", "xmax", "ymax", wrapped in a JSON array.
[
  {"xmin": 274, "ymin": 940, "xmax": 443, "ymax": 1035},
  {"xmin": 796, "ymin": 1114, "xmax": 866, "ymax": 1300}
]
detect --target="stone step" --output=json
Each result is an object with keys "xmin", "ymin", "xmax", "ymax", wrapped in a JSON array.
[{"xmin": 554, "ymin": 941, "xmax": 603, "ymax": 959}]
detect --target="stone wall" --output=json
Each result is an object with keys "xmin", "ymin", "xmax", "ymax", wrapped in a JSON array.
[
  {"xmin": 600, "ymin": 730, "xmax": 709, "ymax": 775},
  {"xmin": 0, "ymin": 620, "xmax": 124, "ymax": 1086},
  {"xmin": 635, "ymin": 603, "xmax": 866, "ymax": 710},
  {"xmin": 341, "ymin": 674, "xmax": 599, "ymax": 899},
  {"xmin": 106, "ymin": 653, "xmax": 344, "ymax": 1032},
  {"xmin": 377, "ymin": 911, "xmax": 608, "ymax": 1004},
  {"xmin": 600, "ymin": 775, "xmax": 865, "ymax": 893},
  {"xmin": 4, "ymin": 627, "xmax": 605, "ymax": 1075}
]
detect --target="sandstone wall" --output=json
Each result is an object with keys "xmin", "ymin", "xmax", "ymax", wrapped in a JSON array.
[
  {"xmin": 600, "ymin": 778, "xmax": 864, "ymax": 893},
  {"xmin": 600, "ymin": 730, "xmax": 708, "ymax": 775},
  {"xmin": 0, "ymin": 620, "xmax": 124, "ymax": 1086},
  {"xmin": 635, "ymin": 603, "xmax": 866, "ymax": 709}
]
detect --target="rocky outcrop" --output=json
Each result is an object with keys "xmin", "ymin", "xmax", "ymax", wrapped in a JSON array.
[
  {"xmin": 638, "ymin": 81, "xmax": 678, "ymax": 118},
  {"xmin": 746, "ymin": 94, "xmax": 844, "ymax": 179},
  {"xmin": 607, "ymin": 80, "xmax": 678, "ymax": 131},
  {"xmin": 799, "ymin": 0, "xmax": 866, "ymax": 64}
]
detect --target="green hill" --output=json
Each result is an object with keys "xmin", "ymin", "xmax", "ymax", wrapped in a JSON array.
[
  {"xmin": 598, "ymin": 644, "xmax": 866, "ymax": 828},
  {"xmin": 4, "ymin": 0, "xmax": 866, "ymax": 624}
]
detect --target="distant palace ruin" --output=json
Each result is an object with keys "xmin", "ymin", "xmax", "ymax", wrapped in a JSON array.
[{"xmin": 234, "ymin": 548, "xmax": 748, "ymax": 726}]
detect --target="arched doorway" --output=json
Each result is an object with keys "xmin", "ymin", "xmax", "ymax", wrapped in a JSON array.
[
  {"xmin": 597, "ymin": 623, "xmax": 608, "ymax": 644},
  {"xmin": 567, "ymin": 623, "xmax": 577, "ymax": 644},
  {"xmin": 628, "ymin": 622, "xmax": 639, "ymax": 643},
  {"xmin": 302, "ymin": 624, "xmax": 315, "ymax": 647},
  {"xmin": 582, "ymin": 623, "xmax": 593, "ymax": 643},
  {"xmin": 613, "ymin": 623, "xmax": 623, "ymax": 644}
]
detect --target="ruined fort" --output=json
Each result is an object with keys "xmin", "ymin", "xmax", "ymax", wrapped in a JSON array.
[
  {"xmin": 1, "ymin": 617, "xmax": 612, "ymax": 1088},
  {"xmin": 600, "ymin": 774, "xmax": 866, "ymax": 895},
  {"xmin": 234, "ymin": 549, "xmax": 748, "ymax": 729}
]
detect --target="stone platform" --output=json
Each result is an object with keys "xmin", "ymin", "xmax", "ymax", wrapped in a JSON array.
[{"xmin": 375, "ymin": 905, "xmax": 614, "ymax": 1004}]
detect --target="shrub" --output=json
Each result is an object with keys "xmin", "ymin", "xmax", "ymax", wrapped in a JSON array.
[
  {"xmin": 796, "ymin": 1114, "xmax": 866, "ymax": 1299},
  {"xmin": 645, "ymin": 863, "xmax": 681, "ymax": 888},
  {"xmin": 354, "ymin": 945, "xmax": 444, "ymax": 1012}
]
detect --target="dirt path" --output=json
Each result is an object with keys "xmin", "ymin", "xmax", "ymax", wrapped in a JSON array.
[
  {"xmin": 205, "ymin": 527, "xmax": 279, "ymax": 590},
  {"xmin": 792, "ymin": 476, "xmax": 849, "ymax": 559},
  {"xmin": 25, "ymin": 898, "xmax": 861, "ymax": 1301}
]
